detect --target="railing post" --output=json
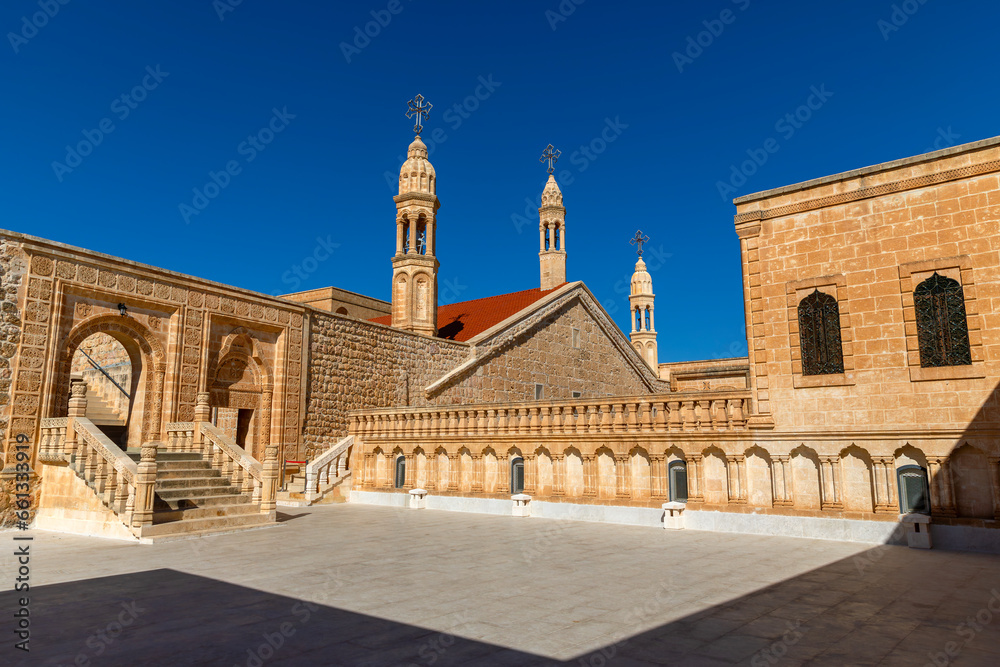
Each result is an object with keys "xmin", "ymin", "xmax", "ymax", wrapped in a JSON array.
[
  {"xmin": 65, "ymin": 378, "xmax": 88, "ymax": 466},
  {"xmin": 261, "ymin": 444, "xmax": 279, "ymax": 515},
  {"xmin": 132, "ymin": 444, "xmax": 157, "ymax": 531},
  {"xmin": 194, "ymin": 392, "xmax": 211, "ymax": 453}
]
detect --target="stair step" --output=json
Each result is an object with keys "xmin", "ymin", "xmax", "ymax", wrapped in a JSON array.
[
  {"xmin": 152, "ymin": 503, "xmax": 261, "ymax": 523},
  {"xmin": 154, "ymin": 493, "xmax": 252, "ymax": 509},
  {"xmin": 127, "ymin": 451, "xmax": 204, "ymax": 462},
  {"xmin": 157, "ymin": 476, "xmax": 233, "ymax": 489},
  {"xmin": 156, "ymin": 468, "xmax": 223, "ymax": 481},
  {"xmin": 142, "ymin": 512, "xmax": 274, "ymax": 537},
  {"xmin": 155, "ymin": 486, "xmax": 245, "ymax": 500},
  {"xmin": 156, "ymin": 460, "xmax": 213, "ymax": 471}
]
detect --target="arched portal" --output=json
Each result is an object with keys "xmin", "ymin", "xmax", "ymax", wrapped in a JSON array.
[
  {"xmin": 70, "ymin": 333, "xmax": 132, "ymax": 447},
  {"xmin": 57, "ymin": 314, "xmax": 166, "ymax": 447},
  {"xmin": 210, "ymin": 329, "xmax": 273, "ymax": 460}
]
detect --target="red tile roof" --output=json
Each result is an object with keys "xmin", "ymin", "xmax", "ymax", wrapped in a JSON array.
[{"xmin": 370, "ymin": 284, "xmax": 566, "ymax": 342}]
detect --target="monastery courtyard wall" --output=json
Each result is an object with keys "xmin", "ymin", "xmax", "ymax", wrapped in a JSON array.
[{"xmin": 351, "ymin": 138, "xmax": 1000, "ymax": 551}]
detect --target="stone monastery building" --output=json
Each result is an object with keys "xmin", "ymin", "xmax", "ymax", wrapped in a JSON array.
[{"xmin": 2, "ymin": 126, "xmax": 1000, "ymax": 550}]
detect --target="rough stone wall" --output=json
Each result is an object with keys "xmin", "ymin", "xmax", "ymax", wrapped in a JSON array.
[
  {"xmin": 302, "ymin": 313, "xmax": 468, "ymax": 457},
  {"xmin": 735, "ymin": 142, "xmax": 1000, "ymax": 432},
  {"xmin": 0, "ymin": 237, "xmax": 24, "ymax": 468},
  {"xmin": 431, "ymin": 298, "xmax": 653, "ymax": 404}
]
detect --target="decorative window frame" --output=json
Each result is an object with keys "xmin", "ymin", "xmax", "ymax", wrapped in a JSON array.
[
  {"xmin": 786, "ymin": 274, "xmax": 854, "ymax": 388},
  {"xmin": 899, "ymin": 256, "xmax": 985, "ymax": 382}
]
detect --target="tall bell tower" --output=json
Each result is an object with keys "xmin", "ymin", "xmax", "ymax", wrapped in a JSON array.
[
  {"xmin": 629, "ymin": 230, "xmax": 658, "ymax": 370},
  {"xmin": 391, "ymin": 95, "xmax": 439, "ymax": 336},
  {"xmin": 538, "ymin": 144, "xmax": 567, "ymax": 290}
]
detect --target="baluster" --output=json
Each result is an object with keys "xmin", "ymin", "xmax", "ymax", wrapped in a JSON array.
[
  {"xmin": 519, "ymin": 407, "xmax": 531, "ymax": 432},
  {"xmin": 540, "ymin": 406, "xmax": 551, "ymax": 434},
  {"xmin": 529, "ymin": 407, "xmax": 541, "ymax": 433},
  {"xmin": 103, "ymin": 466, "xmax": 118, "ymax": 507},
  {"xmin": 487, "ymin": 409, "xmax": 497, "ymax": 435},
  {"xmin": 586, "ymin": 405, "xmax": 598, "ymax": 433},
  {"xmin": 93, "ymin": 457, "xmax": 108, "ymax": 496},
  {"xmin": 114, "ymin": 471, "xmax": 130, "ymax": 514},
  {"xmin": 600, "ymin": 404, "xmax": 613, "ymax": 432},
  {"xmin": 627, "ymin": 402, "xmax": 640, "ymax": 431}
]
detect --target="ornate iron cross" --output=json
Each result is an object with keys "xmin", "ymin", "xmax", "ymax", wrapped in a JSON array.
[
  {"xmin": 630, "ymin": 230, "xmax": 649, "ymax": 257},
  {"xmin": 406, "ymin": 94, "xmax": 432, "ymax": 135},
  {"xmin": 540, "ymin": 144, "xmax": 561, "ymax": 174}
]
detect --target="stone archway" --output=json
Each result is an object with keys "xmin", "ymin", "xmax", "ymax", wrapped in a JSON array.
[
  {"xmin": 56, "ymin": 314, "xmax": 167, "ymax": 446},
  {"xmin": 209, "ymin": 329, "xmax": 273, "ymax": 459}
]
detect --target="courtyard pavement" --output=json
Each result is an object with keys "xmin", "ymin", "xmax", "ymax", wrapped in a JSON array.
[{"xmin": 3, "ymin": 504, "xmax": 1000, "ymax": 666}]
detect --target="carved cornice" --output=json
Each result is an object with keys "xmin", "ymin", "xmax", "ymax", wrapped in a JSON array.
[{"xmin": 734, "ymin": 159, "xmax": 1000, "ymax": 225}]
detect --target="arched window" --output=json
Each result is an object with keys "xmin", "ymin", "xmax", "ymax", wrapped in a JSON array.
[
  {"xmin": 635, "ymin": 307, "xmax": 642, "ymax": 331},
  {"xmin": 897, "ymin": 465, "xmax": 930, "ymax": 514},
  {"xmin": 914, "ymin": 273, "xmax": 972, "ymax": 368},
  {"xmin": 510, "ymin": 456, "xmax": 525, "ymax": 494},
  {"xmin": 544, "ymin": 227, "xmax": 550, "ymax": 251},
  {"xmin": 394, "ymin": 455, "xmax": 406, "ymax": 489},
  {"xmin": 668, "ymin": 460, "xmax": 688, "ymax": 502},
  {"xmin": 554, "ymin": 225, "xmax": 561, "ymax": 250},
  {"xmin": 644, "ymin": 307, "xmax": 651, "ymax": 331},
  {"xmin": 798, "ymin": 290, "xmax": 845, "ymax": 376}
]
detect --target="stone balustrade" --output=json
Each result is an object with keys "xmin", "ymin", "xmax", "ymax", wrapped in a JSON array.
[
  {"xmin": 201, "ymin": 424, "xmax": 269, "ymax": 510},
  {"xmin": 70, "ymin": 417, "xmax": 152, "ymax": 533},
  {"xmin": 39, "ymin": 417, "xmax": 68, "ymax": 462},
  {"xmin": 304, "ymin": 435, "xmax": 353, "ymax": 500},
  {"xmin": 348, "ymin": 391, "xmax": 751, "ymax": 442}
]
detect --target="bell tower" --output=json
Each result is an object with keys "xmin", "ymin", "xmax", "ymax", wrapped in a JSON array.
[
  {"xmin": 391, "ymin": 95, "xmax": 439, "ymax": 336},
  {"xmin": 538, "ymin": 144, "xmax": 567, "ymax": 290},
  {"xmin": 629, "ymin": 230, "xmax": 657, "ymax": 370}
]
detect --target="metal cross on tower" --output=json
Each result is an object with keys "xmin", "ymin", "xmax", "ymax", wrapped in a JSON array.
[
  {"xmin": 630, "ymin": 230, "xmax": 649, "ymax": 257},
  {"xmin": 540, "ymin": 144, "xmax": 561, "ymax": 174},
  {"xmin": 406, "ymin": 94, "xmax": 432, "ymax": 135}
]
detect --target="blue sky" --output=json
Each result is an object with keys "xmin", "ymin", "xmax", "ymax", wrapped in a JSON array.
[{"xmin": 3, "ymin": 0, "xmax": 996, "ymax": 362}]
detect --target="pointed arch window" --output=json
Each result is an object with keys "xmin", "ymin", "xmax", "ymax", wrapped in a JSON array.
[
  {"xmin": 798, "ymin": 290, "xmax": 844, "ymax": 376},
  {"xmin": 394, "ymin": 455, "xmax": 406, "ymax": 489},
  {"xmin": 668, "ymin": 460, "xmax": 688, "ymax": 502},
  {"xmin": 914, "ymin": 273, "xmax": 972, "ymax": 368},
  {"xmin": 510, "ymin": 456, "xmax": 525, "ymax": 494},
  {"xmin": 897, "ymin": 465, "xmax": 930, "ymax": 515}
]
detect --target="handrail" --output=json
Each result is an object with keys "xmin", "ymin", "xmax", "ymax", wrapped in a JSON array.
[
  {"xmin": 201, "ymin": 423, "xmax": 263, "ymax": 482},
  {"xmin": 304, "ymin": 436, "xmax": 353, "ymax": 497},
  {"xmin": 78, "ymin": 348, "xmax": 130, "ymax": 399},
  {"xmin": 73, "ymin": 417, "xmax": 138, "ymax": 482}
]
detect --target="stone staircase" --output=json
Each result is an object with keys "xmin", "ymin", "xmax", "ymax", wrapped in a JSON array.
[
  {"xmin": 127, "ymin": 449, "xmax": 274, "ymax": 540},
  {"xmin": 278, "ymin": 470, "xmax": 352, "ymax": 506}
]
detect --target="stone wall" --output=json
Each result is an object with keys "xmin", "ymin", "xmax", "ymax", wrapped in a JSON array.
[
  {"xmin": 0, "ymin": 237, "xmax": 24, "ymax": 464},
  {"xmin": 734, "ymin": 137, "xmax": 1000, "ymax": 433},
  {"xmin": 431, "ymin": 296, "xmax": 656, "ymax": 404},
  {"xmin": 302, "ymin": 313, "xmax": 468, "ymax": 457},
  {"xmin": 0, "ymin": 229, "xmax": 309, "ymax": 466}
]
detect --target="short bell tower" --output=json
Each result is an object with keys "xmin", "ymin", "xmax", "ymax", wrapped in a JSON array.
[
  {"xmin": 538, "ymin": 144, "xmax": 567, "ymax": 290},
  {"xmin": 629, "ymin": 230, "xmax": 657, "ymax": 370},
  {"xmin": 391, "ymin": 95, "xmax": 440, "ymax": 336}
]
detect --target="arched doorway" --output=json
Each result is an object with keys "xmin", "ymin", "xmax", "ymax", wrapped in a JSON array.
[
  {"xmin": 210, "ymin": 329, "xmax": 272, "ymax": 460},
  {"xmin": 56, "ymin": 314, "xmax": 166, "ymax": 448},
  {"xmin": 70, "ymin": 333, "xmax": 133, "ymax": 447}
]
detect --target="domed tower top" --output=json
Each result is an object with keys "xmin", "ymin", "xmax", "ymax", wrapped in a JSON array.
[
  {"xmin": 541, "ymin": 174, "xmax": 564, "ymax": 208},
  {"xmin": 399, "ymin": 135, "xmax": 436, "ymax": 195},
  {"xmin": 631, "ymin": 257, "xmax": 653, "ymax": 295}
]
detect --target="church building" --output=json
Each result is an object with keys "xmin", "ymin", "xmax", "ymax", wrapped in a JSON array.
[{"xmin": 2, "ymin": 99, "xmax": 999, "ymax": 551}]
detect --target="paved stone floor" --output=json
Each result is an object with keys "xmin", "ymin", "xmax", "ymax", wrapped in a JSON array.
[{"xmin": 2, "ymin": 504, "xmax": 1000, "ymax": 666}]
